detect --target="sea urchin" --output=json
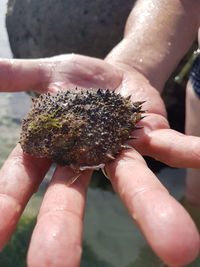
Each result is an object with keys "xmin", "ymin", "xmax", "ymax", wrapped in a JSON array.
[{"xmin": 20, "ymin": 89, "xmax": 145, "ymax": 171}]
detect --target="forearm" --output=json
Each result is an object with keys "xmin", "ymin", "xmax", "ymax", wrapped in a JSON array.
[{"xmin": 106, "ymin": 0, "xmax": 200, "ymax": 91}]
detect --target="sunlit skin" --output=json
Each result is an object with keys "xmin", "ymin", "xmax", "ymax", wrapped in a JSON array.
[{"xmin": 0, "ymin": 0, "xmax": 200, "ymax": 266}]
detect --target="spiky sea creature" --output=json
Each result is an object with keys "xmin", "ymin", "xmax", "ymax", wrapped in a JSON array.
[{"xmin": 20, "ymin": 89, "xmax": 144, "ymax": 173}]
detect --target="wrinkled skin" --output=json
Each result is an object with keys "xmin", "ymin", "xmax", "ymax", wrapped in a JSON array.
[{"xmin": 0, "ymin": 54, "xmax": 200, "ymax": 267}]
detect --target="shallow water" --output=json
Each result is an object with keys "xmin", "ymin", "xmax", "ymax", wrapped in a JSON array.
[{"xmin": 0, "ymin": 92, "xmax": 31, "ymax": 166}]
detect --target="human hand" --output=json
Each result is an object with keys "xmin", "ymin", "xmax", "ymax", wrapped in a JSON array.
[{"xmin": 0, "ymin": 54, "xmax": 199, "ymax": 267}]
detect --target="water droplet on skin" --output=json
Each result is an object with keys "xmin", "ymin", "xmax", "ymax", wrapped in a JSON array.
[
  {"xmin": 52, "ymin": 232, "xmax": 57, "ymax": 238},
  {"xmin": 168, "ymin": 42, "xmax": 172, "ymax": 46},
  {"xmin": 55, "ymin": 206, "xmax": 64, "ymax": 211},
  {"xmin": 139, "ymin": 58, "xmax": 143, "ymax": 63}
]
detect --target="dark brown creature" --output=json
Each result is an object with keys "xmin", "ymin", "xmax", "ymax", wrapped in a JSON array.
[{"xmin": 20, "ymin": 89, "xmax": 145, "ymax": 172}]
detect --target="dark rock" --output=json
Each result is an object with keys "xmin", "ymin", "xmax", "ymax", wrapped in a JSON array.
[{"xmin": 6, "ymin": 0, "xmax": 134, "ymax": 58}]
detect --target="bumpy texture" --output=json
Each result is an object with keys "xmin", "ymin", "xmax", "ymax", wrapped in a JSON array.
[{"xmin": 20, "ymin": 89, "xmax": 144, "ymax": 170}]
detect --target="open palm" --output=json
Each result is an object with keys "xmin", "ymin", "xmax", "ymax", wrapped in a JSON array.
[{"xmin": 0, "ymin": 54, "xmax": 199, "ymax": 267}]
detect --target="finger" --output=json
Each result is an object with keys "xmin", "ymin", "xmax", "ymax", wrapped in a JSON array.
[
  {"xmin": 130, "ymin": 113, "xmax": 200, "ymax": 168},
  {"xmin": 27, "ymin": 166, "xmax": 91, "ymax": 267},
  {"xmin": 0, "ymin": 144, "xmax": 51, "ymax": 249},
  {"xmin": 0, "ymin": 55, "xmax": 122, "ymax": 93},
  {"xmin": 0, "ymin": 58, "xmax": 48, "ymax": 93},
  {"xmin": 140, "ymin": 128, "xmax": 200, "ymax": 168},
  {"xmin": 106, "ymin": 150, "xmax": 200, "ymax": 267}
]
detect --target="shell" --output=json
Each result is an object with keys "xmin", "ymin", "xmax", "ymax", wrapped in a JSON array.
[{"xmin": 20, "ymin": 89, "xmax": 145, "ymax": 170}]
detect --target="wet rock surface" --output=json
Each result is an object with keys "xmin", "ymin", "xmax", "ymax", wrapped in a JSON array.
[{"xmin": 6, "ymin": 0, "xmax": 134, "ymax": 58}]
